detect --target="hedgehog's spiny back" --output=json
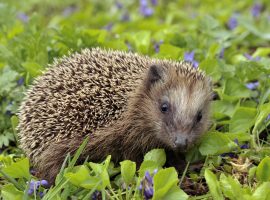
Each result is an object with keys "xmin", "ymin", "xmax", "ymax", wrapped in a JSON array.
[{"xmin": 18, "ymin": 48, "xmax": 206, "ymax": 163}]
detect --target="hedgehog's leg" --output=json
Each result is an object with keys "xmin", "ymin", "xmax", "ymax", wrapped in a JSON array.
[{"xmin": 36, "ymin": 141, "xmax": 72, "ymax": 185}]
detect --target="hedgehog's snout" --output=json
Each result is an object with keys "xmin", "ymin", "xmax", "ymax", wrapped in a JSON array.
[{"xmin": 173, "ymin": 134, "xmax": 188, "ymax": 152}]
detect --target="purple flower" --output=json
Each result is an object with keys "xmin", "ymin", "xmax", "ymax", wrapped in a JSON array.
[
  {"xmin": 17, "ymin": 12, "xmax": 29, "ymax": 23},
  {"xmin": 62, "ymin": 5, "xmax": 77, "ymax": 17},
  {"xmin": 92, "ymin": 191, "xmax": 101, "ymax": 200},
  {"xmin": 39, "ymin": 192, "xmax": 44, "ymax": 198},
  {"xmin": 115, "ymin": 1, "xmax": 123, "ymax": 9},
  {"xmin": 140, "ymin": 0, "xmax": 154, "ymax": 17},
  {"xmin": 251, "ymin": 3, "xmax": 262, "ymax": 18},
  {"xmin": 154, "ymin": 40, "xmax": 163, "ymax": 53},
  {"xmin": 139, "ymin": 171, "xmax": 154, "ymax": 200},
  {"xmin": 17, "ymin": 77, "xmax": 24, "ymax": 86},
  {"xmin": 233, "ymin": 138, "xmax": 239, "ymax": 145},
  {"xmin": 240, "ymin": 143, "xmax": 249, "ymax": 149},
  {"xmin": 126, "ymin": 42, "xmax": 132, "ymax": 51},
  {"xmin": 227, "ymin": 16, "xmax": 238, "ymax": 30},
  {"xmin": 220, "ymin": 153, "xmax": 237, "ymax": 158},
  {"xmin": 103, "ymin": 23, "xmax": 113, "ymax": 31},
  {"xmin": 184, "ymin": 51, "xmax": 199, "ymax": 69},
  {"xmin": 219, "ymin": 48, "xmax": 225, "ymax": 59},
  {"xmin": 244, "ymin": 53, "xmax": 261, "ymax": 61},
  {"xmin": 27, "ymin": 188, "xmax": 34, "ymax": 195},
  {"xmin": 121, "ymin": 13, "xmax": 130, "ymax": 21},
  {"xmin": 151, "ymin": 0, "xmax": 158, "ymax": 6},
  {"xmin": 28, "ymin": 180, "xmax": 49, "ymax": 196},
  {"xmin": 40, "ymin": 180, "xmax": 49, "ymax": 187},
  {"xmin": 246, "ymin": 81, "xmax": 259, "ymax": 90},
  {"xmin": 266, "ymin": 114, "xmax": 270, "ymax": 121}
]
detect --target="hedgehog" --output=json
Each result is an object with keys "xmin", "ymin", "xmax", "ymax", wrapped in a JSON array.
[{"xmin": 18, "ymin": 48, "xmax": 212, "ymax": 184}]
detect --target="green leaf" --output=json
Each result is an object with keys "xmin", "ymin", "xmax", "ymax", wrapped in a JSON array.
[
  {"xmin": 223, "ymin": 78, "xmax": 251, "ymax": 99},
  {"xmin": 21, "ymin": 62, "xmax": 43, "ymax": 77},
  {"xmin": 65, "ymin": 165, "xmax": 91, "ymax": 186},
  {"xmin": 139, "ymin": 160, "xmax": 160, "ymax": 177},
  {"xmin": 200, "ymin": 59, "xmax": 221, "ymax": 82},
  {"xmin": 253, "ymin": 103, "xmax": 270, "ymax": 134},
  {"xmin": 1, "ymin": 184, "xmax": 24, "ymax": 200},
  {"xmin": 2, "ymin": 158, "xmax": 30, "ymax": 179},
  {"xmin": 252, "ymin": 182, "xmax": 270, "ymax": 200},
  {"xmin": 256, "ymin": 157, "xmax": 270, "ymax": 182},
  {"xmin": 230, "ymin": 107, "xmax": 257, "ymax": 133},
  {"xmin": 156, "ymin": 44, "xmax": 183, "ymax": 59},
  {"xmin": 120, "ymin": 160, "xmax": 136, "ymax": 184},
  {"xmin": 220, "ymin": 173, "xmax": 242, "ymax": 200},
  {"xmin": 199, "ymin": 132, "xmax": 238, "ymax": 155},
  {"xmin": 129, "ymin": 31, "xmax": 151, "ymax": 54},
  {"xmin": 144, "ymin": 149, "xmax": 166, "ymax": 167},
  {"xmin": 253, "ymin": 47, "xmax": 270, "ymax": 57},
  {"xmin": 152, "ymin": 167, "xmax": 188, "ymax": 200},
  {"xmin": 205, "ymin": 169, "xmax": 223, "ymax": 200},
  {"xmin": 212, "ymin": 100, "xmax": 236, "ymax": 118}
]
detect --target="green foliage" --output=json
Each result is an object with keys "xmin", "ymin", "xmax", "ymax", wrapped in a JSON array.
[{"xmin": 0, "ymin": 0, "xmax": 270, "ymax": 199}]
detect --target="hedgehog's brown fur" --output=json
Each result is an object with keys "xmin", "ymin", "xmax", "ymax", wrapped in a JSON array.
[{"xmin": 18, "ymin": 48, "xmax": 212, "ymax": 184}]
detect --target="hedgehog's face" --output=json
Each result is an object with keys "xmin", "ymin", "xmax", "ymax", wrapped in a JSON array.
[{"xmin": 144, "ymin": 64, "xmax": 212, "ymax": 152}]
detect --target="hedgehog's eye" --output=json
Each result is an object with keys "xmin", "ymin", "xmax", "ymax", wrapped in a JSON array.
[
  {"xmin": 196, "ymin": 111, "xmax": 202, "ymax": 122},
  {"xmin": 160, "ymin": 102, "xmax": 169, "ymax": 113}
]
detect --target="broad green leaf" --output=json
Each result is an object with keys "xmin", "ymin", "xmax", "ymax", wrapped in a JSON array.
[
  {"xmin": 253, "ymin": 47, "xmax": 270, "ymax": 57},
  {"xmin": 199, "ymin": 132, "xmax": 238, "ymax": 155},
  {"xmin": 139, "ymin": 160, "xmax": 160, "ymax": 177},
  {"xmin": 156, "ymin": 44, "xmax": 183, "ymax": 59},
  {"xmin": 230, "ymin": 107, "xmax": 257, "ymax": 133},
  {"xmin": 144, "ymin": 149, "xmax": 166, "ymax": 167},
  {"xmin": 253, "ymin": 103, "xmax": 270, "ymax": 134},
  {"xmin": 2, "ymin": 158, "xmax": 30, "ymax": 179},
  {"xmin": 152, "ymin": 167, "xmax": 188, "ymax": 200},
  {"xmin": 256, "ymin": 157, "xmax": 270, "ymax": 182},
  {"xmin": 212, "ymin": 100, "xmax": 236, "ymax": 118},
  {"xmin": 200, "ymin": 59, "xmax": 221, "ymax": 82},
  {"xmin": 130, "ymin": 31, "xmax": 151, "ymax": 54},
  {"xmin": 21, "ymin": 62, "xmax": 43, "ymax": 77},
  {"xmin": 220, "ymin": 173, "xmax": 242, "ymax": 200},
  {"xmin": 65, "ymin": 165, "xmax": 91, "ymax": 186},
  {"xmin": 252, "ymin": 182, "xmax": 270, "ymax": 200},
  {"xmin": 224, "ymin": 78, "xmax": 251, "ymax": 98},
  {"xmin": 120, "ymin": 160, "xmax": 136, "ymax": 184},
  {"xmin": 1, "ymin": 184, "xmax": 24, "ymax": 200},
  {"xmin": 205, "ymin": 169, "xmax": 223, "ymax": 200}
]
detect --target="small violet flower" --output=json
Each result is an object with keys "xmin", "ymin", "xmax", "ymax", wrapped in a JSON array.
[
  {"xmin": 62, "ymin": 5, "xmax": 77, "ymax": 17},
  {"xmin": 139, "ymin": 170, "xmax": 157, "ymax": 200},
  {"xmin": 245, "ymin": 81, "xmax": 259, "ymax": 90},
  {"xmin": 184, "ymin": 51, "xmax": 199, "ymax": 69},
  {"xmin": 17, "ymin": 12, "xmax": 29, "ymax": 23},
  {"xmin": 151, "ymin": 0, "xmax": 158, "ymax": 6},
  {"xmin": 219, "ymin": 48, "xmax": 225, "ymax": 59},
  {"xmin": 251, "ymin": 3, "xmax": 262, "ymax": 18},
  {"xmin": 154, "ymin": 40, "xmax": 163, "ymax": 53},
  {"xmin": 115, "ymin": 1, "xmax": 123, "ymax": 9},
  {"xmin": 92, "ymin": 191, "xmax": 101, "ymax": 200},
  {"xmin": 27, "ymin": 179, "xmax": 49, "ymax": 196},
  {"xmin": 240, "ymin": 143, "xmax": 249, "ymax": 149},
  {"xmin": 121, "ymin": 12, "xmax": 130, "ymax": 21},
  {"xmin": 17, "ymin": 77, "xmax": 24, "ymax": 86},
  {"xmin": 244, "ymin": 53, "xmax": 261, "ymax": 61},
  {"xmin": 140, "ymin": 0, "xmax": 154, "ymax": 17},
  {"xmin": 266, "ymin": 114, "xmax": 270, "ymax": 121},
  {"xmin": 227, "ymin": 16, "xmax": 238, "ymax": 30},
  {"xmin": 103, "ymin": 23, "xmax": 113, "ymax": 31}
]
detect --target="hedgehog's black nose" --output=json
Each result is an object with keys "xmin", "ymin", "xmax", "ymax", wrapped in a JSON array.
[{"xmin": 174, "ymin": 136, "xmax": 188, "ymax": 151}]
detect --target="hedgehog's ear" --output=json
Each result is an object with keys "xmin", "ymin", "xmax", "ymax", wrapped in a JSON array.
[{"xmin": 145, "ymin": 65, "xmax": 163, "ymax": 90}]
